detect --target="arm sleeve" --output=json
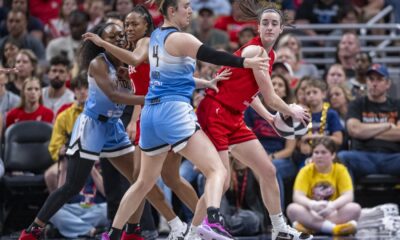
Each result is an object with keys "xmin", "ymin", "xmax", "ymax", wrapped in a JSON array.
[{"xmin": 196, "ymin": 44, "xmax": 244, "ymax": 68}]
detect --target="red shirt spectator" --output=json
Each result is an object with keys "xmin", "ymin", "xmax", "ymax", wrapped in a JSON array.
[
  {"xmin": 5, "ymin": 77, "xmax": 54, "ymax": 128},
  {"xmin": 6, "ymin": 105, "xmax": 54, "ymax": 128},
  {"xmin": 30, "ymin": 0, "xmax": 62, "ymax": 25}
]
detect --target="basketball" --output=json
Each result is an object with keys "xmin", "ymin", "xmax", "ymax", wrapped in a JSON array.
[{"xmin": 272, "ymin": 111, "xmax": 308, "ymax": 140}]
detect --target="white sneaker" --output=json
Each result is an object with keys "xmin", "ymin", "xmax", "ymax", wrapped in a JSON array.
[
  {"xmin": 184, "ymin": 226, "xmax": 201, "ymax": 240},
  {"xmin": 158, "ymin": 216, "xmax": 171, "ymax": 234},
  {"xmin": 167, "ymin": 222, "xmax": 188, "ymax": 240},
  {"xmin": 272, "ymin": 225, "xmax": 313, "ymax": 240}
]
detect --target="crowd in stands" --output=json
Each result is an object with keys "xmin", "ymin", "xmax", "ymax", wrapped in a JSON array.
[{"xmin": 0, "ymin": 0, "xmax": 399, "ymax": 238}]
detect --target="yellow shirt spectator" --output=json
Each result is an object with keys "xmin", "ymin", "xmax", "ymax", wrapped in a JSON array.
[
  {"xmin": 293, "ymin": 162, "xmax": 353, "ymax": 201},
  {"xmin": 48, "ymin": 103, "xmax": 84, "ymax": 161}
]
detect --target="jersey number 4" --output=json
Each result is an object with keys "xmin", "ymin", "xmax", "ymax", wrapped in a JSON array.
[{"xmin": 152, "ymin": 45, "xmax": 159, "ymax": 67}]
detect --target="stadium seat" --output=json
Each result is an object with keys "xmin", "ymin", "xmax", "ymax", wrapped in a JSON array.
[
  {"xmin": 0, "ymin": 121, "xmax": 53, "ymax": 233},
  {"xmin": 356, "ymin": 174, "xmax": 400, "ymax": 208}
]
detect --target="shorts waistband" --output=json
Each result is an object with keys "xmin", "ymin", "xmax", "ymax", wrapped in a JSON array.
[
  {"xmin": 145, "ymin": 95, "xmax": 191, "ymax": 105},
  {"xmin": 84, "ymin": 110, "xmax": 119, "ymax": 123}
]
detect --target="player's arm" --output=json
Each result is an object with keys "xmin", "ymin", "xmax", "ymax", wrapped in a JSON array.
[
  {"xmin": 193, "ymin": 68, "xmax": 231, "ymax": 91},
  {"xmin": 243, "ymin": 46, "xmax": 292, "ymax": 116},
  {"xmin": 89, "ymin": 57, "xmax": 144, "ymax": 106},
  {"xmin": 243, "ymin": 46, "xmax": 309, "ymax": 123},
  {"xmin": 249, "ymin": 96, "xmax": 274, "ymax": 123},
  {"xmin": 165, "ymin": 32, "xmax": 267, "ymax": 70},
  {"xmin": 82, "ymin": 32, "xmax": 149, "ymax": 66},
  {"xmin": 346, "ymin": 118, "xmax": 392, "ymax": 140}
]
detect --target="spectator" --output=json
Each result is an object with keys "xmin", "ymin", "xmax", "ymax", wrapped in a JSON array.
[
  {"xmin": 338, "ymin": 64, "xmax": 400, "ymax": 182},
  {"xmin": 0, "ymin": 9, "xmax": 45, "ymax": 62},
  {"xmin": 45, "ymin": 73, "xmax": 87, "ymax": 193},
  {"xmin": 270, "ymin": 0, "xmax": 296, "ymax": 23},
  {"xmin": 349, "ymin": 52, "xmax": 371, "ymax": 97},
  {"xmin": 42, "ymin": 56, "xmax": 74, "ymax": 114},
  {"xmin": 7, "ymin": 49, "xmax": 38, "ymax": 96},
  {"xmin": 287, "ymin": 137, "xmax": 361, "ymax": 236},
  {"xmin": 48, "ymin": 162, "xmax": 108, "ymax": 238},
  {"xmin": 328, "ymin": 5, "xmax": 360, "ymax": 38},
  {"xmin": 46, "ymin": 0, "xmax": 78, "ymax": 40},
  {"xmin": 325, "ymin": 64, "xmax": 347, "ymax": 87},
  {"xmin": 237, "ymin": 26, "xmax": 257, "ymax": 49},
  {"xmin": 294, "ymin": 76, "xmax": 312, "ymax": 106},
  {"xmin": 0, "ymin": 37, "xmax": 22, "ymax": 69},
  {"xmin": 221, "ymin": 157, "xmax": 266, "ymax": 235},
  {"xmin": 0, "ymin": 0, "xmax": 45, "ymax": 42},
  {"xmin": 0, "ymin": 72, "xmax": 20, "ymax": 120},
  {"xmin": 297, "ymin": 79, "xmax": 343, "ymax": 165},
  {"xmin": 5, "ymin": 77, "xmax": 53, "ymax": 128},
  {"xmin": 275, "ymin": 47, "xmax": 298, "ymax": 88},
  {"xmin": 192, "ymin": 7, "xmax": 229, "ymax": 50},
  {"xmin": 277, "ymin": 34, "xmax": 320, "ymax": 79},
  {"xmin": 46, "ymin": 10, "xmax": 89, "ymax": 64},
  {"xmin": 29, "ymin": 0, "xmax": 61, "ymax": 25},
  {"xmin": 111, "ymin": 0, "xmax": 133, "ymax": 19},
  {"xmin": 245, "ymin": 74, "xmax": 297, "ymax": 210},
  {"xmin": 352, "ymin": 0, "xmax": 385, "ymax": 22},
  {"xmin": 191, "ymin": 0, "xmax": 231, "ymax": 16},
  {"xmin": 336, "ymin": 32, "xmax": 361, "ymax": 79},
  {"xmin": 328, "ymin": 83, "xmax": 353, "ymax": 128},
  {"xmin": 328, "ymin": 83, "xmax": 354, "ymax": 150},
  {"xmin": 295, "ymin": 0, "xmax": 347, "ymax": 37},
  {"xmin": 214, "ymin": 0, "xmax": 257, "ymax": 50},
  {"xmin": 86, "ymin": 0, "xmax": 105, "ymax": 30}
]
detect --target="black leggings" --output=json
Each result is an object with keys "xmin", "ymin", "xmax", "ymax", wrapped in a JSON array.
[{"xmin": 37, "ymin": 154, "xmax": 94, "ymax": 222}]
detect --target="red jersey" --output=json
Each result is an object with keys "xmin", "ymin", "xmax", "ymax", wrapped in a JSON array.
[
  {"xmin": 129, "ymin": 63, "xmax": 150, "ymax": 96},
  {"xmin": 205, "ymin": 36, "xmax": 275, "ymax": 112},
  {"xmin": 6, "ymin": 105, "xmax": 54, "ymax": 128}
]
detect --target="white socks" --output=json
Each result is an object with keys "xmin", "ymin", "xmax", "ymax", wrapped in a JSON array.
[
  {"xmin": 270, "ymin": 213, "xmax": 287, "ymax": 230},
  {"xmin": 168, "ymin": 217, "xmax": 183, "ymax": 230},
  {"xmin": 320, "ymin": 220, "xmax": 335, "ymax": 234}
]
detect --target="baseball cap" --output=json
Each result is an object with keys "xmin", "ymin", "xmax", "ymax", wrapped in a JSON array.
[
  {"xmin": 367, "ymin": 64, "xmax": 389, "ymax": 78},
  {"xmin": 198, "ymin": 7, "xmax": 214, "ymax": 16},
  {"xmin": 273, "ymin": 61, "xmax": 293, "ymax": 76}
]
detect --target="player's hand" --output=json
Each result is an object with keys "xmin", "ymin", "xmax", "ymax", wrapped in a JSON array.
[
  {"xmin": 243, "ymin": 47, "xmax": 269, "ymax": 71},
  {"xmin": 289, "ymin": 103, "xmax": 310, "ymax": 127},
  {"xmin": 126, "ymin": 120, "xmax": 137, "ymax": 142},
  {"xmin": 82, "ymin": 32, "xmax": 105, "ymax": 47},
  {"xmin": 207, "ymin": 68, "xmax": 232, "ymax": 92}
]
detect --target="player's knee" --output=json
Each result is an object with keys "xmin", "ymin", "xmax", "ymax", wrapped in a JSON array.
[{"xmin": 161, "ymin": 173, "xmax": 179, "ymax": 189}]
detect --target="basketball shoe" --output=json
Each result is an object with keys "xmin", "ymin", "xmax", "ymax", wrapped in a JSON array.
[
  {"xmin": 18, "ymin": 227, "xmax": 44, "ymax": 240},
  {"xmin": 272, "ymin": 224, "xmax": 313, "ymax": 240},
  {"xmin": 197, "ymin": 218, "xmax": 233, "ymax": 240}
]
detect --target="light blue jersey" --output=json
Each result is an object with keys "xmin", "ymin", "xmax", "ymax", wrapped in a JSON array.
[
  {"xmin": 84, "ymin": 53, "xmax": 132, "ymax": 119},
  {"xmin": 67, "ymin": 53, "xmax": 134, "ymax": 161},
  {"xmin": 146, "ymin": 27, "xmax": 196, "ymax": 105},
  {"xmin": 140, "ymin": 27, "xmax": 200, "ymax": 155}
]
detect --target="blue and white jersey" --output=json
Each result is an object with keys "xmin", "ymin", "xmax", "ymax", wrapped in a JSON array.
[
  {"xmin": 146, "ymin": 27, "xmax": 196, "ymax": 104},
  {"xmin": 84, "ymin": 53, "xmax": 132, "ymax": 119}
]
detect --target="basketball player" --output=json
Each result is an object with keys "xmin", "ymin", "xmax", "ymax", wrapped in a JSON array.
[{"xmin": 192, "ymin": 2, "xmax": 312, "ymax": 240}]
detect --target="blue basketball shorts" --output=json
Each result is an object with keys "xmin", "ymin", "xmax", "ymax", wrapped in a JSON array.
[
  {"xmin": 66, "ymin": 113, "xmax": 134, "ymax": 161},
  {"xmin": 139, "ymin": 101, "xmax": 200, "ymax": 156}
]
